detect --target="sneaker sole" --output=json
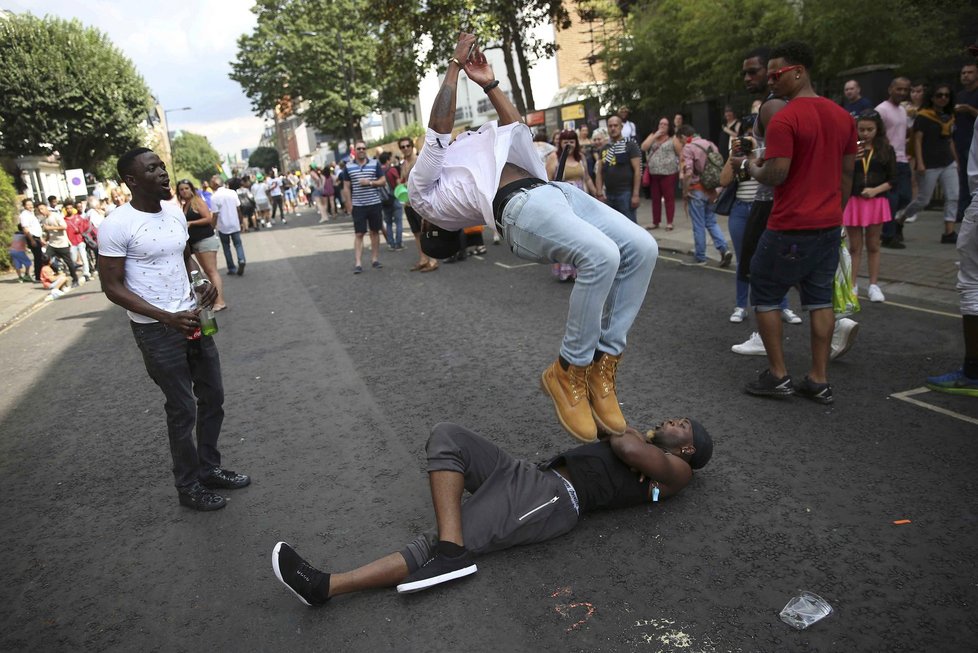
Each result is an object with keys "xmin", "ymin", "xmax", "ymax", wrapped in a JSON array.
[
  {"xmin": 796, "ymin": 390, "xmax": 833, "ymax": 405},
  {"xmin": 272, "ymin": 542, "xmax": 313, "ymax": 607},
  {"xmin": 731, "ymin": 347, "xmax": 766, "ymax": 356},
  {"xmin": 396, "ymin": 563, "xmax": 477, "ymax": 594},
  {"xmin": 540, "ymin": 372, "xmax": 597, "ymax": 443},
  {"xmin": 925, "ymin": 383, "xmax": 978, "ymax": 397},
  {"xmin": 830, "ymin": 322, "xmax": 860, "ymax": 361}
]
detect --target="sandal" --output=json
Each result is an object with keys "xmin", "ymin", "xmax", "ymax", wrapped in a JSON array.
[
  {"xmin": 410, "ymin": 262, "xmax": 426, "ymax": 271},
  {"xmin": 665, "ymin": 224, "xmax": 674, "ymax": 231},
  {"xmin": 420, "ymin": 261, "xmax": 439, "ymax": 272},
  {"xmin": 474, "ymin": 246, "xmax": 487, "ymax": 255}
]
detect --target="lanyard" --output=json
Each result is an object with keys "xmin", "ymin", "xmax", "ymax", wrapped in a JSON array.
[{"xmin": 861, "ymin": 148, "xmax": 874, "ymax": 177}]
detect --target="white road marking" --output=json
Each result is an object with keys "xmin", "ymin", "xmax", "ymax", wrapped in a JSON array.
[
  {"xmin": 494, "ymin": 261, "xmax": 538, "ymax": 269},
  {"xmin": 890, "ymin": 387, "xmax": 978, "ymax": 426}
]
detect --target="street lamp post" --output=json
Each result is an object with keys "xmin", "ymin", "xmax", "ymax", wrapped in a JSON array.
[{"xmin": 163, "ymin": 106, "xmax": 192, "ymax": 173}]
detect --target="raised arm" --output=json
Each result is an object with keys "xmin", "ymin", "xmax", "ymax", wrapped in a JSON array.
[
  {"xmin": 428, "ymin": 33, "xmax": 477, "ymax": 133},
  {"xmin": 463, "ymin": 44, "xmax": 522, "ymax": 126}
]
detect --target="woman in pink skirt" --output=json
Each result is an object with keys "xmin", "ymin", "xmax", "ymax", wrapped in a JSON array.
[{"xmin": 844, "ymin": 110, "xmax": 897, "ymax": 303}]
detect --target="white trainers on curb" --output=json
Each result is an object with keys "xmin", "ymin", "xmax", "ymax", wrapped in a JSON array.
[
  {"xmin": 830, "ymin": 318, "xmax": 860, "ymax": 361},
  {"xmin": 868, "ymin": 284, "xmax": 885, "ymax": 302},
  {"xmin": 781, "ymin": 308, "xmax": 802, "ymax": 324},
  {"xmin": 729, "ymin": 307, "xmax": 748, "ymax": 323},
  {"xmin": 732, "ymin": 332, "xmax": 766, "ymax": 355}
]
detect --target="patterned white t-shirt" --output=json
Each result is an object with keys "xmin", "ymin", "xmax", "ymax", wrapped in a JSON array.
[{"xmin": 98, "ymin": 202, "xmax": 195, "ymax": 324}]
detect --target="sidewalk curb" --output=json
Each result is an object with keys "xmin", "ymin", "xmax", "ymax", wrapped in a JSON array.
[{"xmin": 0, "ymin": 291, "xmax": 48, "ymax": 334}]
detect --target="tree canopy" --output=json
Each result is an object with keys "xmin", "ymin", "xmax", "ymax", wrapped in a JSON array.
[
  {"xmin": 248, "ymin": 146, "xmax": 280, "ymax": 172},
  {"xmin": 172, "ymin": 132, "xmax": 220, "ymax": 183},
  {"xmin": 0, "ymin": 13, "xmax": 153, "ymax": 172},
  {"xmin": 593, "ymin": 0, "xmax": 971, "ymax": 114}
]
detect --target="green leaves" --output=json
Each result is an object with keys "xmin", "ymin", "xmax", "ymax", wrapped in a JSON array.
[
  {"xmin": 0, "ymin": 13, "xmax": 152, "ymax": 172},
  {"xmin": 172, "ymin": 132, "xmax": 221, "ymax": 183}
]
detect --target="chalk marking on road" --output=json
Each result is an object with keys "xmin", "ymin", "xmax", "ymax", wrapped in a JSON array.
[
  {"xmin": 874, "ymin": 300, "xmax": 959, "ymax": 319},
  {"xmin": 890, "ymin": 387, "xmax": 978, "ymax": 426},
  {"xmin": 494, "ymin": 261, "xmax": 538, "ymax": 269}
]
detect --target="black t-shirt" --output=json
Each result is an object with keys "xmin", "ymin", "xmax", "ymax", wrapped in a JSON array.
[
  {"xmin": 599, "ymin": 139, "xmax": 641, "ymax": 194},
  {"xmin": 853, "ymin": 144, "xmax": 897, "ymax": 195},
  {"xmin": 955, "ymin": 87, "xmax": 978, "ymax": 145},
  {"xmin": 185, "ymin": 204, "xmax": 214, "ymax": 244},
  {"xmin": 913, "ymin": 113, "xmax": 955, "ymax": 169},
  {"xmin": 547, "ymin": 440, "xmax": 657, "ymax": 513}
]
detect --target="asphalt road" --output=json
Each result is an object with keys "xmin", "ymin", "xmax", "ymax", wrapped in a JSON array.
[{"xmin": 1, "ymin": 207, "xmax": 975, "ymax": 652}]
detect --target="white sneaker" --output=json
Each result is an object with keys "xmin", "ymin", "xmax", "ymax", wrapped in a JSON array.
[
  {"xmin": 731, "ymin": 332, "xmax": 766, "ymax": 355},
  {"xmin": 830, "ymin": 318, "xmax": 859, "ymax": 361},
  {"xmin": 781, "ymin": 308, "xmax": 802, "ymax": 324},
  {"xmin": 867, "ymin": 284, "xmax": 885, "ymax": 303},
  {"xmin": 729, "ymin": 307, "xmax": 748, "ymax": 323}
]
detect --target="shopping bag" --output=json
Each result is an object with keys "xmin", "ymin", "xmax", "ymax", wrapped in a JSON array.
[{"xmin": 833, "ymin": 229, "xmax": 860, "ymax": 317}]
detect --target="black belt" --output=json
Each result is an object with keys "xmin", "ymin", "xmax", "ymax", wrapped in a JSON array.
[
  {"xmin": 775, "ymin": 225, "xmax": 840, "ymax": 237},
  {"xmin": 492, "ymin": 178, "xmax": 548, "ymax": 234}
]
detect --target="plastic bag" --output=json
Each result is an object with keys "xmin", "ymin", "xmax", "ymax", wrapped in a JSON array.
[{"xmin": 833, "ymin": 229, "xmax": 860, "ymax": 317}]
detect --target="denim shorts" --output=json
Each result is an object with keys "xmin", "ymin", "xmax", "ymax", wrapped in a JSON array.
[
  {"xmin": 352, "ymin": 203, "xmax": 383, "ymax": 234},
  {"xmin": 749, "ymin": 227, "xmax": 840, "ymax": 311},
  {"xmin": 190, "ymin": 234, "xmax": 220, "ymax": 253}
]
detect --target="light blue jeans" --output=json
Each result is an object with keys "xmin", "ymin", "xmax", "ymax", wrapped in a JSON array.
[
  {"xmin": 688, "ymin": 189, "xmax": 728, "ymax": 262},
  {"xmin": 501, "ymin": 182, "xmax": 658, "ymax": 366},
  {"xmin": 218, "ymin": 231, "xmax": 246, "ymax": 271},
  {"xmin": 728, "ymin": 199, "xmax": 787, "ymax": 310}
]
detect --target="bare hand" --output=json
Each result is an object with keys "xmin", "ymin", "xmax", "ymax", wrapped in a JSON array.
[
  {"xmin": 462, "ymin": 45, "xmax": 494, "ymax": 87},
  {"xmin": 630, "ymin": 193, "xmax": 640, "ymax": 209},
  {"xmin": 165, "ymin": 310, "xmax": 201, "ymax": 337},
  {"xmin": 453, "ymin": 32, "xmax": 477, "ymax": 64},
  {"xmin": 359, "ymin": 179, "xmax": 372, "ymax": 187},
  {"xmin": 197, "ymin": 282, "xmax": 218, "ymax": 308}
]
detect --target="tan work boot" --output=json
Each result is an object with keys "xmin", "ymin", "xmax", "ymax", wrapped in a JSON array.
[
  {"xmin": 540, "ymin": 359, "xmax": 597, "ymax": 442},
  {"xmin": 587, "ymin": 353, "xmax": 626, "ymax": 435}
]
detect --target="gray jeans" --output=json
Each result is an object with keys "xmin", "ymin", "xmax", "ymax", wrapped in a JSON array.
[
  {"xmin": 905, "ymin": 162, "xmax": 959, "ymax": 222},
  {"xmin": 401, "ymin": 424, "xmax": 579, "ymax": 572}
]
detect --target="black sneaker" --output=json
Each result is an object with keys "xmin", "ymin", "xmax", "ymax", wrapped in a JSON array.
[
  {"xmin": 177, "ymin": 482, "xmax": 227, "ymax": 511},
  {"xmin": 719, "ymin": 250, "xmax": 733, "ymax": 268},
  {"xmin": 201, "ymin": 468, "xmax": 251, "ymax": 489},
  {"xmin": 795, "ymin": 376, "xmax": 834, "ymax": 405},
  {"xmin": 272, "ymin": 542, "xmax": 330, "ymax": 607},
  {"xmin": 396, "ymin": 549, "xmax": 477, "ymax": 594},
  {"xmin": 941, "ymin": 232, "xmax": 958, "ymax": 244},
  {"xmin": 745, "ymin": 369, "xmax": 794, "ymax": 398}
]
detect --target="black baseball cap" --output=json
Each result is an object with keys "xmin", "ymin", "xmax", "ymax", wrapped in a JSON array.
[
  {"xmin": 419, "ymin": 221, "xmax": 461, "ymax": 259},
  {"xmin": 688, "ymin": 419, "xmax": 714, "ymax": 470}
]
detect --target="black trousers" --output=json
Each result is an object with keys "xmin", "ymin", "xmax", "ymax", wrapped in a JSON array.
[
  {"xmin": 27, "ymin": 237, "xmax": 45, "ymax": 280},
  {"xmin": 46, "ymin": 245, "xmax": 78, "ymax": 284}
]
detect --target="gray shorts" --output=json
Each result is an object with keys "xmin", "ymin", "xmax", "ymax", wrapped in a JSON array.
[{"xmin": 400, "ymin": 424, "xmax": 579, "ymax": 573}]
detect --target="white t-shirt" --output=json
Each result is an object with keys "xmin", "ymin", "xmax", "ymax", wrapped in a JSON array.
[
  {"xmin": 98, "ymin": 202, "xmax": 195, "ymax": 324},
  {"xmin": 19, "ymin": 209, "xmax": 42, "ymax": 237},
  {"xmin": 211, "ymin": 186, "xmax": 241, "ymax": 234},
  {"xmin": 253, "ymin": 181, "xmax": 268, "ymax": 201},
  {"xmin": 267, "ymin": 176, "xmax": 282, "ymax": 197},
  {"xmin": 408, "ymin": 121, "xmax": 547, "ymax": 231}
]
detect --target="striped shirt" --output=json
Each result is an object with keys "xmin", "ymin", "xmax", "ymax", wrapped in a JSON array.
[{"xmin": 340, "ymin": 159, "xmax": 383, "ymax": 207}]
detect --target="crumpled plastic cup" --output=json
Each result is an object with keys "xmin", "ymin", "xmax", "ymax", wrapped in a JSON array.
[
  {"xmin": 779, "ymin": 590, "xmax": 833, "ymax": 630},
  {"xmin": 394, "ymin": 183, "xmax": 409, "ymax": 203}
]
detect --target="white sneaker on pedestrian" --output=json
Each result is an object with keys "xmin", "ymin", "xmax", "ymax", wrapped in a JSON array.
[
  {"xmin": 830, "ymin": 318, "xmax": 859, "ymax": 361},
  {"xmin": 729, "ymin": 307, "xmax": 748, "ymax": 323},
  {"xmin": 868, "ymin": 284, "xmax": 885, "ymax": 302},
  {"xmin": 781, "ymin": 308, "xmax": 802, "ymax": 324},
  {"xmin": 731, "ymin": 332, "xmax": 766, "ymax": 355}
]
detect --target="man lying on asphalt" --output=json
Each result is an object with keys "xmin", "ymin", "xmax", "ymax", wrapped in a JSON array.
[
  {"xmin": 407, "ymin": 33, "xmax": 658, "ymax": 444},
  {"xmin": 272, "ymin": 419, "xmax": 713, "ymax": 606}
]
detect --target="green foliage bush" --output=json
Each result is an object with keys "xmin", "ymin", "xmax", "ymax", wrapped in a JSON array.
[{"xmin": 0, "ymin": 168, "xmax": 20, "ymax": 270}]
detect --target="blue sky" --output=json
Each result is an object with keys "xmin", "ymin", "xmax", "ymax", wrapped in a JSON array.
[{"xmin": 7, "ymin": 0, "xmax": 264, "ymax": 159}]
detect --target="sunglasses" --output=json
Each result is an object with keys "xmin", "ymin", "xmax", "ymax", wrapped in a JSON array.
[
  {"xmin": 355, "ymin": 147, "xmax": 367, "ymax": 151},
  {"xmin": 934, "ymin": 92, "xmax": 950, "ymax": 98},
  {"xmin": 768, "ymin": 64, "xmax": 802, "ymax": 82}
]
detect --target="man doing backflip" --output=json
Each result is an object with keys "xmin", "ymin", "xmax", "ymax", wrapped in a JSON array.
[
  {"xmin": 272, "ymin": 418, "xmax": 713, "ymax": 605},
  {"xmin": 407, "ymin": 33, "xmax": 658, "ymax": 443}
]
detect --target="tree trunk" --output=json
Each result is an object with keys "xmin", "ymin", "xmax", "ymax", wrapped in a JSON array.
[
  {"xmin": 511, "ymin": 28, "xmax": 535, "ymax": 112},
  {"xmin": 501, "ymin": 31, "xmax": 527, "ymax": 115}
]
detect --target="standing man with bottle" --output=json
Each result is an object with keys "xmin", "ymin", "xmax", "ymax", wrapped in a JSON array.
[{"xmin": 99, "ymin": 147, "xmax": 250, "ymax": 512}]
